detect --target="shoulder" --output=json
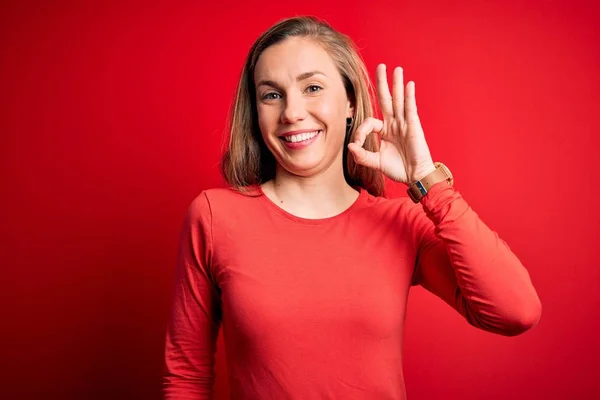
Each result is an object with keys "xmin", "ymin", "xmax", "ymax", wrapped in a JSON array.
[
  {"xmin": 200, "ymin": 186, "xmax": 261, "ymax": 211},
  {"xmin": 202, "ymin": 185, "xmax": 261, "ymax": 203},
  {"xmin": 185, "ymin": 185, "xmax": 263, "ymax": 221},
  {"xmin": 361, "ymin": 189, "xmax": 424, "ymax": 220},
  {"xmin": 360, "ymin": 189, "xmax": 434, "ymax": 241}
]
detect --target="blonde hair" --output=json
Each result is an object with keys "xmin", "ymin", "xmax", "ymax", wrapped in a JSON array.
[{"xmin": 220, "ymin": 15, "xmax": 385, "ymax": 196}]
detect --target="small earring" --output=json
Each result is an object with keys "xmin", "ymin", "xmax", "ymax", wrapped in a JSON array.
[{"xmin": 346, "ymin": 117, "xmax": 353, "ymax": 128}]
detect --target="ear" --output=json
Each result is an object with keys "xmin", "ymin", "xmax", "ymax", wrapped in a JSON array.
[{"xmin": 346, "ymin": 100, "xmax": 355, "ymax": 118}]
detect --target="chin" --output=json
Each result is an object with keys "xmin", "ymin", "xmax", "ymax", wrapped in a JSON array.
[{"xmin": 281, "ymin": 158, "xmax": 325, "ymax": 176}]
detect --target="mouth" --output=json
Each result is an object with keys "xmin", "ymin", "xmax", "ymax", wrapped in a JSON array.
[
  {"xmin": 279, "ymin": 130, "xmax": 323, "ymax": 149},
  {"xmin": 280, "ymin": 130, "xmax": 322, "ymax": 143}
]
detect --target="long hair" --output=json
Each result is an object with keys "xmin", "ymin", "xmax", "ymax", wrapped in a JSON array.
[{"xmin": 220, "ymin": 16, "xmax": 385, "ymax": 196}]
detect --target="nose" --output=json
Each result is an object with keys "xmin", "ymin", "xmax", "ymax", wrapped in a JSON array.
[{"xmin": 280, "ymin": 92, "xmax": 307, "ymax": 124}]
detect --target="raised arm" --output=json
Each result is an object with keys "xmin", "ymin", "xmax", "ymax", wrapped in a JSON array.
[
  {"xmin": 409, "ymin": 181, "xmax": 542, "ymax": 336},
  {"xmin": 163, "ymin": 192, "xmax": 222, "ymax": 398}
]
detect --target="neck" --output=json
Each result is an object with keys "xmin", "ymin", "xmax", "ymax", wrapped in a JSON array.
[{"xmin": 263, "ymin": 160, "xmax": 360, "ymax": 219}]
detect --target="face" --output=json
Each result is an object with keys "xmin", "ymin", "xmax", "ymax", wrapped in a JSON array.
[{"xmin": 253, "ymin": 37, "xmax": 354, "ymax": 178}]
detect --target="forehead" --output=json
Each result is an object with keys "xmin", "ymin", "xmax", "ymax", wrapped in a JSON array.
[{"xmin": 254, "ymin": 37, "xmax": 340, "ymax": 81}]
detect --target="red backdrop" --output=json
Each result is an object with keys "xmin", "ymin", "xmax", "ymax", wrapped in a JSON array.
[{"xmin": 2, "ymin": 0, "xmax": 599, "ymax": 399}]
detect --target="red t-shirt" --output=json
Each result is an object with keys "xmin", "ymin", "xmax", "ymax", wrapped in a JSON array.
[{"xmin": 162, "ymin": 181, "xmax": 541, "ymax": 399}]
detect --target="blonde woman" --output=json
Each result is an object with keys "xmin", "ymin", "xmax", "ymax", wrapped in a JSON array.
[{"xmin": 163, "ymin": 15, "xmax": 541, "ymax": 399}]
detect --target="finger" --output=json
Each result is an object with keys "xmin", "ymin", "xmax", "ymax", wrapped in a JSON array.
[
  {"xmin": 405, "ymin": 81, "xmax": 420, "ymax": 125},
  {"xmin": 352, "ymin": 117, "xmax": 384, "ymax": 147},
  {"xmin": 392, "ymin": 66, "xmax": 405, "ymax": 125},
  {"xmin": 376, "ymin": 64, "xmax": 394, "ymax": 119},
  {"xmin": 347, "ymin": 142, "xmax": 381, "ymax": 170}
]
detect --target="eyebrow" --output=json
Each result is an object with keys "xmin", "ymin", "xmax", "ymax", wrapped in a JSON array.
[{"xmin": 256, "ymin": 70, "xmax": 327, "ymax": 89}]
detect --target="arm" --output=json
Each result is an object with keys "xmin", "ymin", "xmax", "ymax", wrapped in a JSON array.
[
  {"xmin": 410, "ymin": 181, "xmax": 542, "ymax": 336},
  {"xmin": 163, "ymin": 192, "xmax": 222, "ymax": 399}
]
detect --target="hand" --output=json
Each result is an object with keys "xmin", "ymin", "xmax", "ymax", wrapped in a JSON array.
[{"xmin": 348, "ymin": 64, "xmax": 436, "ymax": 185}]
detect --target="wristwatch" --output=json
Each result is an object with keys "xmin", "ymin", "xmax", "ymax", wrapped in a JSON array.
[{"xmin": 407, "ymin": 162, "xmax": 454, "ymax": 203}]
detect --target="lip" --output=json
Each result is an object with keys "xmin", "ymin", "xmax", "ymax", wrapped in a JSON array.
[{"xmin": 280, "ymin": 129, "xmax": 322, "ymax": 150}]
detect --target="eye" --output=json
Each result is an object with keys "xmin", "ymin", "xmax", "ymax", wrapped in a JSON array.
[
  {"xmin": 262, "ymin": 92, "xmax": 281, "ymax": 100},
  {"xmin": 306, "ymin": 85, "xmax": 323, "ymax": 93}
]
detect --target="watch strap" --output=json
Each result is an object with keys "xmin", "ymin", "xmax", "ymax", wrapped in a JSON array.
[{"xmin": 407, "ymin": 162, "xmax": 454, "ymax": 203}]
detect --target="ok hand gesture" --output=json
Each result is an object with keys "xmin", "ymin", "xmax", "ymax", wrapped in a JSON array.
[{"xmin": 348, "ymin": 64, "xmax": 437, "ymax": 185}]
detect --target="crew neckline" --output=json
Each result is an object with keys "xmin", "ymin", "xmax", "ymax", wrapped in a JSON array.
[{"xmin": 256, "ymin": 185, "xmax": 368, "ymax": 225}]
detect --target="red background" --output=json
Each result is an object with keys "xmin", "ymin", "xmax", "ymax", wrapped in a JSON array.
[{"xmin": 2, "ymin": 0, "xmax": 599, "ymax": 399}]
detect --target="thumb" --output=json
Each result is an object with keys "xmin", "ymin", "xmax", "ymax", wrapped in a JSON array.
[{"xmin": 347, "ymin": 142, "xmax": 380, "ymax": 170}]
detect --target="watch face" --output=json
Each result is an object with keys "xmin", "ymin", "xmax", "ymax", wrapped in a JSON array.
[{"xmin": 415, "ymin": 181, "xmax": 428, "ymax": 195}]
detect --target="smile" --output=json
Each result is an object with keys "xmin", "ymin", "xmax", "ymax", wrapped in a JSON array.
[
  {"xmin": 282, "ymin": 130, "xmax": 321, "ymax": 143},
  {"xmin": 279, "ymin": 130, "xmax": 323, "ymax": 150}
]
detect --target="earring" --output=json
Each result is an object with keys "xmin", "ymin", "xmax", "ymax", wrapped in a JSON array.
[{"xmin": 346, "ymin": 117, "xmax": 353, "ymax": 128}]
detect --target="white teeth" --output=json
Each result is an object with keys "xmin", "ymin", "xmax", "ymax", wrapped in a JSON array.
[{"xmin": 283, "ymin": 130, "xmax": 320, "ymax": 143}]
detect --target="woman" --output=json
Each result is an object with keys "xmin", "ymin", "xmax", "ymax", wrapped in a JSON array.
[{"xmin": 162, "ymin": 15, "xmax": 541, "ymax": 399}]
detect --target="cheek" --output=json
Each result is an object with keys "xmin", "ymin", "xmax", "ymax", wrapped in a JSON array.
[
  {"xmin": 313, "ymin": 94, "xmax": 346, "ymax": 124},
  {"xmin": 256, "ymin": 105, "xmax": 278, "ymax": 136},
  {"xmin": 256, "ymin": 107, "xmax": 284, "ymax": 155}
]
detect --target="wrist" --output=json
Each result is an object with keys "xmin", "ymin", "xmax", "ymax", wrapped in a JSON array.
[
  {"xmin": 409, "ymin": 163, "xmax": 437, "ymax": 185},
  {"xmin": 406, "ymin": 162, "xmax": 454, "ymax": 203}
]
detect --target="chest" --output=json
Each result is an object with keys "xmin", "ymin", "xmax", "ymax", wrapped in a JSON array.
[{"xmin": 211, "ymin": 219, "xmax": 417, "ymax": 342}]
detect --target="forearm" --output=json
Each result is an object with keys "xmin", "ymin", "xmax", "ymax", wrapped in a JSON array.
[{"xmin": 416, "ymin": 182, "xmax": 542, "ymax": 335}]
